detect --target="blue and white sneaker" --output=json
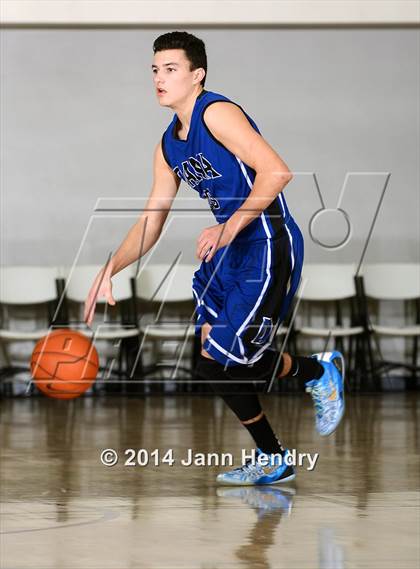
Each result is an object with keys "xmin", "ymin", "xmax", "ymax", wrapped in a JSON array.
[
  {"xmin": 216, "ymin": 448, "xmax": 296, "ymax": 486},
  {"xmin": 305, "ymin": 350, "xmax": 345, "ymax": 436}
]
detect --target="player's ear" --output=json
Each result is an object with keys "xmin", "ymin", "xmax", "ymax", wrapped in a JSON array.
[{"xmin": 193, "ymin": 68, "xmax": 205, "ymax": 85}]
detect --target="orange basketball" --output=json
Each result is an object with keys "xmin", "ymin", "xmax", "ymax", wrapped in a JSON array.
[{"xmin": 30, "ymin": 329, "xmax": 99, "ymax": 399}]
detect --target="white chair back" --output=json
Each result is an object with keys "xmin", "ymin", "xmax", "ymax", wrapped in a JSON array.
[
  {"xmin": 64, "ymin": 265, "xmax": 134, "ymax": 303},
  {"xmin": 361, "ymin": 263, "xmax": 420, "ymax": 300},
  {"xmin": 297, "ymin": 264, "xmax": 357, "ymax": 301},
  {"xmin": 0, "ymin": 266, "xmax": 59, "ymax": 304},
  {"xmin": 135, "ymin": 264, "xmax": 196, "ymax": 303}
]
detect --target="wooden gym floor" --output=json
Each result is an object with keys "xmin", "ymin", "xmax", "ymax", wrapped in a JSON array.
[{"xmin": 1, "ymin": 392, "xmax": 419, "ymax": 568}]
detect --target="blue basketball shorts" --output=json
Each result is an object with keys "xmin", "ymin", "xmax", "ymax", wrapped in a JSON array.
[{"xmin": 192, "ymin": 216, "xmax": 304, "ymax": 367}]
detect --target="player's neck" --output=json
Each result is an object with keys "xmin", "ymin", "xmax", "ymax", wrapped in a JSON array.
[{"xmin": 173, "ymin": 87, "xmax": 204, "ymax": 135}]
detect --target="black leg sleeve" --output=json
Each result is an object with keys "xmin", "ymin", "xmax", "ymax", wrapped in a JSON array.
[{"xmin": 195, "ymin": 354, "xmax": 262, "ymax": 421}]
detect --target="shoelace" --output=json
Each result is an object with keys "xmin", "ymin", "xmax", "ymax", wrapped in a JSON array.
[
  {"xmin": 233, "ymin": 461, "xmax": 265, "ymax": 480},
  {"xmin": 307, "ymin": 382, "xmax": 337, "ymax": 421},
  {"xmin": 306, "ymin": 383, "xmax": 325, "ymax": 418}
]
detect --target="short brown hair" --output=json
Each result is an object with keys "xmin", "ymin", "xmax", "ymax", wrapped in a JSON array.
[{"xmin": 153, "ymin": 31, "xmax": 207, "ymax": 87}]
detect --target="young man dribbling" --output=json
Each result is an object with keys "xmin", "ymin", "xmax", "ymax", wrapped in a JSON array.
[{"xmin": 84, "ymin": 32, "xmax": 345, "ymax": 485}]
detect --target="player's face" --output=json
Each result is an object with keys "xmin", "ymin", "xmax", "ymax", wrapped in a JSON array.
[{"xmin": 152, "ymin": 49, "xmax": 200, "ymax": 107}]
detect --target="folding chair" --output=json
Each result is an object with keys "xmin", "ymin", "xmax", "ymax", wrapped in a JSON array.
[
  {"xmin": 359, "ymin": 263, "xmax": 420, "ymax": 388},
  {"xmin": 294, "ymin": 263, "xmax": 366, "ymax": 390},
  {"xmin": 0, "ymin": 266, "xmax": 61, "ymax": 395},
  {"xmin": 133, "ymin": 263, "xmax": 198, "ymax": 391}
]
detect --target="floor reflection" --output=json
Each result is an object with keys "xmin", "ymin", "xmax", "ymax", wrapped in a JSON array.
[
  {"xmin": 318, "ymin": 528, "xmax": 345, "ymax": 569},
  {"xmin": 217, "ymin": 486, "xmax": 295, "ymax": 569},
  {"xmin": 1, "ymin": 393, "xmax": 419, "ymax": 568}
]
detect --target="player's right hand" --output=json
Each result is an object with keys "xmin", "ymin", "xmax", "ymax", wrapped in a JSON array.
[{"xmin": 83, "ymin": 265, "xmax": 116, "ymax": 327}]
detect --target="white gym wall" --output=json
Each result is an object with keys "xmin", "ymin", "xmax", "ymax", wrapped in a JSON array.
[{"xmin": 1, "ymin": 1, "xmax": 419, "ymax": 268}]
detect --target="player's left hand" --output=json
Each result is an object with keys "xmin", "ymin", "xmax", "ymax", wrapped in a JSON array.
[{"xmin": 196, "ymin": 222, "xmax": 234, "ymax": 262}]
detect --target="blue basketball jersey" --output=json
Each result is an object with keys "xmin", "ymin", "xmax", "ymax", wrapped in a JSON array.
[{"xmin": 161, "ymin": 89, "xmax": 292, "ymax": 242}]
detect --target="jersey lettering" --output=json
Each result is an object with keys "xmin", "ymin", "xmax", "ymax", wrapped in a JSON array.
[
  {"xmin": 181, "ymin": 161, "xmax": 201, "ymax": 187},
  {"xmin": 198, "ymin": 153, "xmax": 222, "ymax": 179},
  {"xmin": 173, "ymin": 166, "xmax": 182, "ymax": 180},
  {"xmin": 173, "ymin": 153, "xmax": 222, "ymax": 188},
  {"xmin": 188, "ymin": 157, "xmax": 207, "ymax": 180}
]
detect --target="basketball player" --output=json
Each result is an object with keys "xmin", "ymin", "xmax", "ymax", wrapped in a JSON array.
[{"xmin": 84, "ymin": 32, "xmax": 345, "ymax": 485}]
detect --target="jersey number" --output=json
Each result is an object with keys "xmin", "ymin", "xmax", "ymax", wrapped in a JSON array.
[{"xmin": 202, "ymin": 189, "xmax": 220, "ymax": 211}]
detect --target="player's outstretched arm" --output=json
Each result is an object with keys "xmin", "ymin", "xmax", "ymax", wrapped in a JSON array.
[{"xmin": 83, "ymin": 142, "xmax": 180, "ymax": 326}]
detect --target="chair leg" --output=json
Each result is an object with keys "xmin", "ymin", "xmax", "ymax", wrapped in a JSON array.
[
  {"xmin": 408, "ymin": 335, "xmax": 419, "ymax": 389},
  {"xmin": 355, "ymin": 335, "xmax": 367, "ymax": 391},
  {"xmin": 118, "ymin": 342, "xmax": 124, "ymax": 393},
  {"xmin": 362, "ymin": 329, "xmax": 379, "ymax": 391},
  {"xmin": 0, "ymin": 341, "xmax": 12, "ymax": 368},
  {"xmin": 336, "ymin": 336, "xmax": 344, "ymax": 357},
  {"xmin": 126, "ymin": 335, "xmax": 145, "ymax": 394},
  {"xmin": 191, "ymin": 334, "xmax": 201, "ymax": 392},
  {"xmin": 347, "ymin": 336, "xmax": 354, "ymax": 392}
]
